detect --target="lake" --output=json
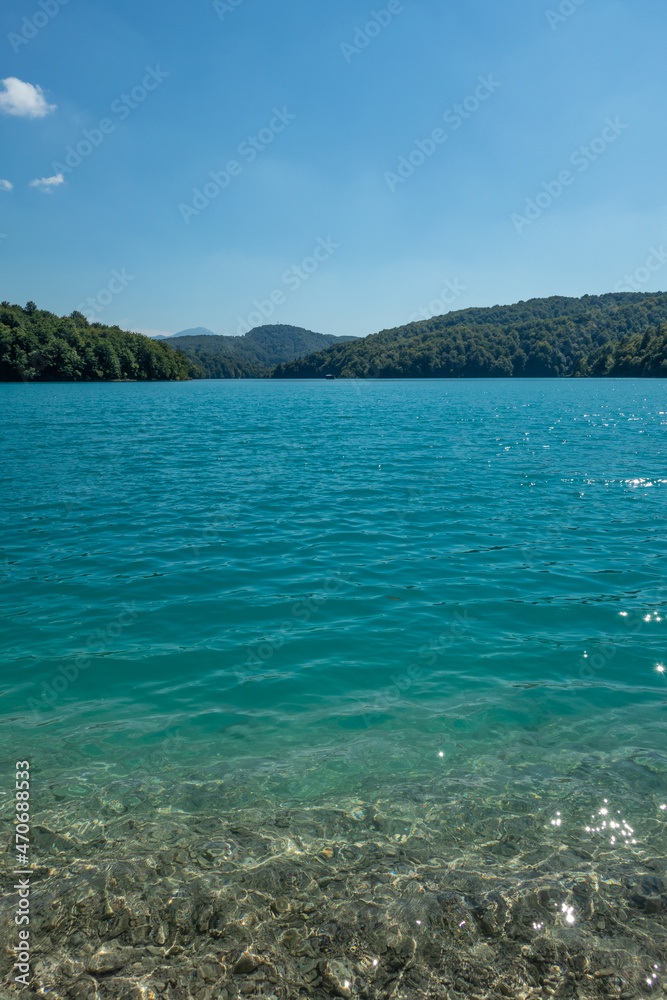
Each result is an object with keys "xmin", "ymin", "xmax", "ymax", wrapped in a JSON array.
[{"xmin": 1, "ymin": 379, "xmax": 666, "ymax": 997}]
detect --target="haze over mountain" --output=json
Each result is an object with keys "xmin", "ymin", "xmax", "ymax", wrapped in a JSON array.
[
  {"xmin": 272, "ymin": 293, "xmax": 667, "ymax": 379},
  {"xmin": 148, "ymin": 327, "xmax": 215, "ymax": 340},
  {"xmin": 170, "ymin": 324, "xmax": 357, "ymax": 378},
  {"xmin": 172, "ymin": 328, "xmax": 218, "ymax": 339}
]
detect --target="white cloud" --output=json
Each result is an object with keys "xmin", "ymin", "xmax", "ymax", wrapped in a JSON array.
[
  {"xmin": 29, "ymin": 173, "xmax": 65, "ymax": 193},
  {"xmin": 0, "ymin": 77, "xmax": 56, "ymax": 118},
  {"xmin": 0, "ymin": 179, "xmax": 13, "ymax": 191}
]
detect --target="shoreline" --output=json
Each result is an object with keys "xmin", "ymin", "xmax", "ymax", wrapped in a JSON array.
[{"xmin": 2, "ymin": 779, "xmax": 664, "ymax": 1000}]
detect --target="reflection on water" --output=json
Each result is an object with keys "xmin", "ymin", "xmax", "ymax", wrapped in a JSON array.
[
  {"xmin": 1, "ymin": 707, "xmax": 666, "ymax": 998},
  {"xmin": 1, "ymin": 380, "xmax": 666, "ymax": 996}
]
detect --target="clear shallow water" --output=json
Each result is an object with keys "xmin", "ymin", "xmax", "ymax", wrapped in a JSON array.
[{"xmin": 1, "ymin": 379, "xmax": 666, "ymax": 998}]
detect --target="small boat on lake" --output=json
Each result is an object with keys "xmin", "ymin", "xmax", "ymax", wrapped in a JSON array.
[{"xmin": 325, "ymin": 374, "xmax": 336, "ymax": 380}]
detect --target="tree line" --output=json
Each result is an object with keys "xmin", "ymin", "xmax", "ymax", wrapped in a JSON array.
[
  {"xmin": 272, "ymin": 292, "xmax": 667, "ymax": 379},
  {"xmin": 0, "ymin": 302, "xmax": 195, "ymax": 382},
  {"xmin": 579, "ymin": 323, "xmax": 667, "ymax": 377},
  {"xmin": 170, "ymin": 324, "xmax": 357, "ymax": 378},
  {"xmin": 4, "ymin": 293, "xmax": 667, "ymax": 382}
]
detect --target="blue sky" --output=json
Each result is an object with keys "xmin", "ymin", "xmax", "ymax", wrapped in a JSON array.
[{"xmin": 1, "ymin": 0, "xmax": 666, "ymax": 338}]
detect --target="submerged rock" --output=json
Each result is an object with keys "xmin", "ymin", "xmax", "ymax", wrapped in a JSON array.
[
  {"xmin": 321, "ymin": 959, "xmax": 355, "ymax": 997},
  {"xmin": 86, "ymin": 947, "xmax": 134, "ymax": 975},
  {"xmin": 4, "ymin": 771, "xmax": 665, "ymax": 1000},
  {"xmin": 232, "ymin": 952, "xmax": 261, "ymax": 975}
]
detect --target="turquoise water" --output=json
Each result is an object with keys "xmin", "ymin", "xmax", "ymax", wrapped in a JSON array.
[{"xmin": 1, "ymin": 379, "xmax": 666, "ymax": 997}]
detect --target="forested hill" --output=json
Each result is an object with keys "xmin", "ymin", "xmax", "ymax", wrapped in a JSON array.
[
  {"xmin": 581, "ymin": 323, "xmax": 667, "ymax": 377},
  {"xmin": 272, "ymin": 293, "xmax": 667, "ymax": 379},
  {"xmin": 5, "ymin": 295, "xmax": 667, "ymax": 383},
  {"xmin": 0, "ymin": 302, "xmax": 193, "ymax": 381},
  {"xmin": 170, "ymin": 324, "xmax": 357, "ymax": 378}
]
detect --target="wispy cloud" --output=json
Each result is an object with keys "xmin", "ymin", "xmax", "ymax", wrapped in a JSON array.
[
  {"xmin": 0, "ymin": 77, "xmax": 56, "ymax": 118},
  {"xmin": 29, "ymin": 173, "xmax": 65, "ymax": 193},
  {"xmin": 0, "ymin": 179, "xmax": 13, "ymax": 191}
]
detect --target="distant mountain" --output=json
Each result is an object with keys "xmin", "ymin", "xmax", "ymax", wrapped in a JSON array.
[
  {"xmin": 147, "ymin": 327, "xmax": 216, "ymax": 340},
  {"xmin": 173, "ymin": 327, "xmax": 217, "ymax": 338},
  {"xmin": 170, "ymin": 324, "xmax": 357, "ymax": 378},
  {"xmin": 272, "ymin": 292, "xmax": 667, "ymax": 379}
]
